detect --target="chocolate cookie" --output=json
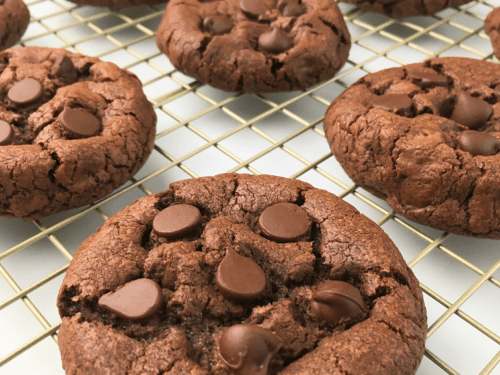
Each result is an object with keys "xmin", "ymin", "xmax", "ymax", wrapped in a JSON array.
[
  {"xmin": 57, "ymin": 173, "xmax": 427, "ymax": 375},
  {"xmin": 341, "ymin": 0, "xmax": 474, "ymax": 17},
  {"xmin": 67, "ymin": 0, "xmax": 166, "ymax": 8},
  {"xmin": 324, "ymin": 57, "xmax": 500, "ymax": 239},
  {"xmin": 155, "ymin": 0, "xmax": 351, "ymax": 93},
  {"xmin": 0, "ymin": 0, "xmax": 30, "ymax": 51},
  {"xmin": 0, "ymin": 47, "xmax": 156, "ymax": 220},
  {"xmin": 485, "ymin": 7, "xmax": 500, "ymax": 61}
]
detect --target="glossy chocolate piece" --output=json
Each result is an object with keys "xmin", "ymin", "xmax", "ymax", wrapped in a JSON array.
[
  {"xmin": 239, "ymin": 0, "xmax": 271, "ymax": 19},
  {"xmin": 51, "ymin": 55, "xmax": 78, "ymax": 80},
  {"xmin": 450, "ymin": 92, "xmax": 492, "ymax": 130},
  {"xmin": 61, "ymin": 107, "xmax": 101, "ymax": 138},
  {"xmin": 457, "ymin": 131, "xmax": 500, "ymax": 156},
  {"xmin": 216, "ymin": 250, "xmax": 266, "ymax": 302},
  {"xmin": 278, "ymin": 0, "xmax": 306, "ymax": 17},
  {"xmin": 259, "ymin": 202, "xmax": 309, "ymax": 242},
  {"xmin": 310, "ymin": 280, "xmax": 366, "ymax": 325},
  {"xmin": 219, "ymin": 324, "xmax": 281, "ymax": 375},
  {"xmin": 372, "ymin": 94, "xmax": 412, "ymax": 115},
  {"xmin": 98, "ymin": 278, "xmax": 163, "ymax": 320},
  {"xmin": 153, "ymin": 204, "xmax": 202, "ymax": 239},
  {"xmin": 0, "ymin": 120, "xmax": 12, "ymax": 146},
  {"xmin": 8, "ymin": 78, "xmax": 43, "ymax": 106},
  {"xmin": 409, "ymin": 71, "xmax": 448, "ymax": 89},
  {"xmin": 258, "ymin": 28, "xmax": 294, "ymax": 54},
  {"xmin": 204, "ymin": 16, "xmax": 234, "ymax": 35}
]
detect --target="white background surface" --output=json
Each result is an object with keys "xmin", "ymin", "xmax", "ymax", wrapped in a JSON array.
[{"xmin": 1, "ymin": 1, "xmax": 500, "ymax": 374}]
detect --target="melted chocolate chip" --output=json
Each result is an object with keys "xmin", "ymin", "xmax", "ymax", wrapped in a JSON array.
[
  {"xmin": 216, "ymin": 250, "xmax": 266, "ymax": 302},
  {"xmin": 278, "ymin": 0, "xmax": 306, "ymax": 17},
  {"xmin": 204, "ymin": 16, "xmax": 234, "ymax": 35},
  {"xmin": 259, "ymin": 202, "xmax": 309, "ymax": 242},
  {"xmin": 8, "ymin": 78, "xmax": 43, "ymax": 106},
  {"xmin": 259, "ymin": 28, "xmax": 294, "ymax": 54},
  {"xmin": 98, "ymin": 278, "xmax": 163, "ymax": 320},
  {"xmin": 60, "ymin": 107, "xmax": 101, "ymax": 138},
  {"xmin": 457, "ymin": 130, "xmax": 500, "ymax": 156},
  {"xmin": 239, "ymin": 0, "xmax": 271, "ymax": 19},
  {"xmin": 310, "ymin": 280, "xmax": 366, "ymax": 325},
  {"xmin": 450, "ymin": 92, "xmax": 492, "ymax": 130},
  {"xmin": 153, "ymin": 204, "xmax": 202, "ymax": 239},
  {"xmin": 51, "ymin": 55, "xmax": 78, "ymax": 81},
  {"xmin": 408, "ymin": 71, "xmax": 448, "ymax": 90},
  {"xmin": 372, "ymin": 94, "xmax": 412, "ymax": 115},
  {"xmin": 0, "ymin": 120, "xmax": 12, "ymax": 146},
  {"xmin": 219, "ymin": 324, "xmax": 281, "ymax": 375}
]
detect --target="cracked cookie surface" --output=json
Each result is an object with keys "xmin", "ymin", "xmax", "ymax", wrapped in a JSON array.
[
  {"xmin": 0, "ymin": 47, "xmax": 156, "ymax": 220},
  {"xmin": 0, "ymin": 0, "xmax": 29, "ymax": 52},
  {"xmin": 57, "ymin": 173, "xmax": 426, "ymax": 375},
  {"xmin": 324, "ymin": 57, "xmax": 500, "ymax": 238},
  {"xmin": 155, "ymin": 0, "xmax": 351, "ymax": 93},
  {"xmin": 341, "ymin": 0, "xmax": 474, "ymax": 17}
]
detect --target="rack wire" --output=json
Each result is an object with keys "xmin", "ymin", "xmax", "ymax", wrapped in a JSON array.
[{"xmin": 1, "ymin": 0, "xmax": 500, "ymax": 374}]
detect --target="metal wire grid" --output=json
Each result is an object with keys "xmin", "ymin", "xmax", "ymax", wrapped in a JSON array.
[{"xmin": 0, "ymin": 0, "xmax": 500, "ymax": 374}]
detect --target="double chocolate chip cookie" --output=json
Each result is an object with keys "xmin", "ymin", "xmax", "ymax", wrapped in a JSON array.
[
  {"xmin": 324, "ymin": 57, "xmax": 500, "ymax": 238},
  {"xmin": 341, "ymin": 0, "xmax": 474, "ymax": 18},
  {"xmin": 0, "ymin": 47, "xmax": 156, "ymax": 220},
  {"xmin": 485, "ymin": 7, "xmax": 500, "ymax": 61},
  {"xmin": 57, "ymin": 173, "xmax": 427, "ymax": 374},
  {"xmin": 155, "ymin": 0, "xmax": 351, "ymax": 93},
  {"xmin": 0, "ymin": 0, "xmax": 30, "ymax": 51}
]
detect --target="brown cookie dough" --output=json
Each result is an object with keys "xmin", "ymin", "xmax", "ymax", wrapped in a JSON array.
[
  {"xmin": 0, "ymin": 0, "xmax": 30, "ymax": 51},
  {"xmin": 485, "ymin": 7, "xmax": 500, "ymax": 61},
  {"xmin": 0, "ymin": 47, "xmax": 156, "ymax": 220},
  {"xmin": 324, "ymin": 57, "xmax": 500, "ymax": 239},
  {"xmin": 57, "ymin": 173, "xmax": 427, "ymax": 375},
  {"xmin": 341, "ymin": 0, "xmax": 474, "ymax": 17},
  {"xmin": 155, "ymin": 0, "xmax": 351, "ymax": 93}
]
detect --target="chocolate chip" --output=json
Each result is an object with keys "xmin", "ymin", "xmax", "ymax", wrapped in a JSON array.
[
  {"xmin": 153, "ymin": 204, "xmax": 202, "ymax": 239},
  {"xmin": 259, "ymin": 202, "xmax": 309, "ymax": 242},
  {"xmin": 450, "ymin": 92, "xmax": 492, "ymax": 130},
  {"xmin": 204, "ymin": 16, "xmax": 234, "ymax": 36},
  {"xmin": 51, "ymin": 55, "xmax": 78, "ymax": 81},
  {"xmin": 60, "ymin": 107, "xmax": 101, "ymax": 138},
  {"xmin": 0, "ymin": 120, "xmax": 12, "ymax": 146},
  {"xmin": 240, "ymin": 0, "xmax": 271, "ymax": 19},
  {"xmin": 408, "ymin": 71, "xmax": 448, "ymax": 89},
  {"xmin": 457, "ymin": 130, "xmax": 500, "ymax": 156},
  {"xmin": 216, "ymin": 250, "xmax": 266, "ymax": 302},
  {"xmin": 8, "ymin": 78, "xmax": 43, "ymax": 106},
  {"xmin": 98, "ymin": 278, "xmax": 163, "ymax": 320},
  {"xmin": 372, "ymin": 94, "xmax": 412, "ymax": 115},
  {"xmin": 278, "ymin": 0, "xmax": 306, "ymax": 17},
  {"xmin": 259, "ymin": 27, "xmax": 294, "ymax": 55},
  {"xmin": 310, "ymin": 280, "xmax": 366, "ymax": 325},
  {"xmin": 219, "ymin": 324, "xmax": 281, "ymax": 375}
]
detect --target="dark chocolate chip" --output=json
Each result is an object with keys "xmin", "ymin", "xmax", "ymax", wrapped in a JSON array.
[
  {"xmin": 240, "ymin": 0, "xmax": 271, "ymax": 19},
  {"xmin": 259, "ymin": 202, "xmax": 309, "ymax": 242},
  {"xmin": 457, "ymin": 130, "xmax": 500, "ymax": 156},
  {"xmin": 372, "ymin": 94, "xmax": 412, "ymax": 115},
  {"xmin": 216, "ymin": 250, "xmax": 266, "ymax": 302},
  {"xmin": 60, "ymin": 107, "xmax": 101, "ymax": 138},
  {"xmin": 259, "ymin": 28, "xmax": 294, "ymax": 54},
  {"xmin": 153, "ymin": 204, "xmax": 202, "ymax": 239},
  {"xmin": 278, "ymin": 0, "xmax": 306, "ymax": 17},
  {"xmin": 98, "ymin": 278, "xmax": 163, "ymax": 320},
  {"xmin": 219, "ymin": 324, "xmax": 281, "ymax": 375},
  {"xmin": 450, "ymin": 92, "xmax": 492, "ymax": 130},
  {"xmin": 409, "ymin": 71, "xmax": 448, "ymax": 89},
  {"xmin": 204, "ymin": 16, "xmax": 234, "ymax": 36},
  {"xmin": 310, "ymin": 280, "xmax": 366, "ymax": 325},
  {"xmin": 0, "ymin": 120, "xmax": 12, "ymax": 146},
  {"xmin": 8, "ymin": 78, "xmax": 43, "ymax": 106},
  {"xmin": 52, "ymin": 55, "xmax": 78, "ymax": 80}
]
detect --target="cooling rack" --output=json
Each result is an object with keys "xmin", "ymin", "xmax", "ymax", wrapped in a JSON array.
[{"xmin": 1, "ymin": 0, "xmax": 500, "ymax": 374}]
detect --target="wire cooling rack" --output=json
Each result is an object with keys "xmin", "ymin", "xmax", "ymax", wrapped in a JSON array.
[{"xmin": 1, "ymin": 0, "xmax": 500, "ymax": 374}]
